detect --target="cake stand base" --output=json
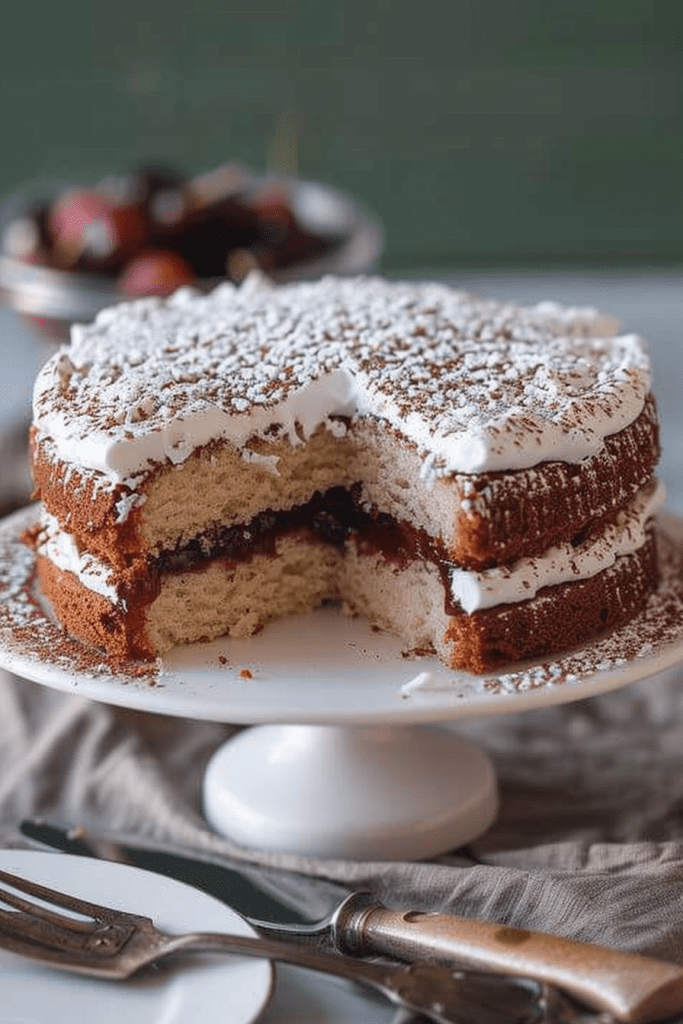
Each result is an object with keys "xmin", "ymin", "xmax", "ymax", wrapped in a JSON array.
[{"xmin": 202, "ymin": 723, "xmax": 498, "ymax": 860}]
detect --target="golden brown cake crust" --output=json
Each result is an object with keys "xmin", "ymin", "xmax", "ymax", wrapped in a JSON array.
[
  {"xmin": 442, "ymin": 530, "xmax": 658, "ymax": 672},
  {"xmin": 451, "ymin": 392, "xmax": 660, "ymax": 568},
  {"xmin": 35, "ymin": 553, "xmax": 155, "ymax": 662}
]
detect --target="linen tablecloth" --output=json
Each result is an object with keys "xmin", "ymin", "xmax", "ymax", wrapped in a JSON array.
[{"xmin": 3, "ymin": 662, "xmax": 683, "ymax": 970}]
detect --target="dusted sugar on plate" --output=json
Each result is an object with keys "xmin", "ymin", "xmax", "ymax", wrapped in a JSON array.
[{"xmin": 27, "ymin": 274, "xmax": 662, "ymax": 673}]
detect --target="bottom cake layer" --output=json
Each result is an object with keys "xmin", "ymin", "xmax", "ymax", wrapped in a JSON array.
[{"xmin": 34, "ymin": 528, "xmax": 659, "ymax": 674}]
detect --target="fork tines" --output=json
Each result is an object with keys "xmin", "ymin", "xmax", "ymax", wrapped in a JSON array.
[{"xmin": 0, "ymin": 868, "xmax": 138, "ymax": 956}]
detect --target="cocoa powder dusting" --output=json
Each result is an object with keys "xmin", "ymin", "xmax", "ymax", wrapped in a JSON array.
[
  {"xmin": 0, "ymin": 509, "xmax": 159, "ymax": 684},
  {"xmin": 482, "ymin": 517, "xmax": 683, "ymax": 694}
]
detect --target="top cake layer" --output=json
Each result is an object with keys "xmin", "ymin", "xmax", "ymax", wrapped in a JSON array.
[{"xmin": 32, "ymin": 273, "xmax": 651, "ymax": 487}]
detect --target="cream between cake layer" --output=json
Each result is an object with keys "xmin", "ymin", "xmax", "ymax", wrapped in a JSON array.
[
  {"xmin": 450, "ymin": 479, "xmax": 664, "ymax": 612},
  {"xmin": 31, "ymin": 275, "xmax": 651, "ymax": 492},
  {"xmin": 37, "ymin": 514, "xmax": 120, "ymax": 604},
  {"xmin": 36, "ymin": 481, "xmax": 662, "ymax": 615}
]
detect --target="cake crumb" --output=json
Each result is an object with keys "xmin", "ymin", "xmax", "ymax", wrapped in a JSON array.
[{"xmin": 401, "ymin": 671, "xmax": 438, "ymax": 696}]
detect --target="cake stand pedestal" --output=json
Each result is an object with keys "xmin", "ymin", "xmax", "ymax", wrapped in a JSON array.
[
  {"xmin": 151, "ymin": 606, "xmax": 509, "ymax": 859},
  {"xmin": 3, "ymin": 506, "xmax": 683, "ymax": 861},
  {"xmin": 202, "ymin": 723, "xmax": 498, "ymax": 860}
]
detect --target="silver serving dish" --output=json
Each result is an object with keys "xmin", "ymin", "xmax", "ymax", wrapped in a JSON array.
[{"xmin": 0, "ymin": 174, "xmax": 384, "ymax": 340}]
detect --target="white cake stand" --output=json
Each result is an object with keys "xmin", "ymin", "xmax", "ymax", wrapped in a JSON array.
[{"xmin": 3, "ymin": 505, "xmax": 683, "ymax": 861}]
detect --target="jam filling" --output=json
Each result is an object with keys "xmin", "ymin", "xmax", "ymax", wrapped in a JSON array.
[
  {"xmin": 144, "ymin": 485, "xmax": 458, "ymax": 611},
  {"xmin": 157, "ymin": 486, "xmax": 439, "ymax": 570}
]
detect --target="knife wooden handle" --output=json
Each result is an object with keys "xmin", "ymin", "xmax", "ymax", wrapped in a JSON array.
[{"xmin": 335, "ymin": 897, "xmax": 683, "ymax": 1023}]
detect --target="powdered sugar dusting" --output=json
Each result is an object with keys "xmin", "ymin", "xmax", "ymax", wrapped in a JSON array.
[{"xmin": 32, "ymin": 275, "xmax": 650, "ymax": 487}]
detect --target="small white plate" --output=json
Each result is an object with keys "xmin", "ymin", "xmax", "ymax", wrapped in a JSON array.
[{"xmin": 0, "ymin": 850, "xmax": 274, "ymax": 1024}]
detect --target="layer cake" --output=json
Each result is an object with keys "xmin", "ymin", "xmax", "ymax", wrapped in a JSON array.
[{"xmin": 28, "ymin": 274, "xmax": 662, "ymax": 672}]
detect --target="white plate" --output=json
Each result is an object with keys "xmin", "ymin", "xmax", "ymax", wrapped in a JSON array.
[
  {"xmin": 2, "ymin": 506, "xmax": 683, "ymax": 726},
  {"xmin": 0, "ymin": 850, "xmax": 273, "ymax": 1024}
]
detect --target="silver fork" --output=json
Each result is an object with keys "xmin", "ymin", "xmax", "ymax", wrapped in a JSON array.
[{"xmin": 0, "ymin": 868, "xmax": 547, "ymax": 1024}]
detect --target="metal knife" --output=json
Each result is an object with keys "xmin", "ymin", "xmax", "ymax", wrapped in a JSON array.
[{"xmin": 20, "ymin": 818, "xmax": 683, "ymax": 1023}]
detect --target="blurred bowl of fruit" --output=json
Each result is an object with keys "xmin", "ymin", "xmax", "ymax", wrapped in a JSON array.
[{"xmin": 0, "ymin": 162, "xmax": 384, "ymax": 341}]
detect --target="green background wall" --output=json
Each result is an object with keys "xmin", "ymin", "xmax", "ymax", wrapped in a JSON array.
[{"xmin": 1, "ymin": 0, "xmax": 681, "ymax": 270}]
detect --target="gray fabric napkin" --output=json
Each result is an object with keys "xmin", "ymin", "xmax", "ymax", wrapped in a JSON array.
[
  {"xmin": 2, "ymin": 661, "xmax": 683, "ymax": 973},
  {"xmin": 3, "ymin": 417, "xmax": 683, "ymax": 1014}
]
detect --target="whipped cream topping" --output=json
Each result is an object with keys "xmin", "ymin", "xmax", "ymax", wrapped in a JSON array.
[
  {"xmin": 32, "ymin": 274, "xmax": 651, "ymax": 486},
  {"xmin": 450, "ymin": 480, "xmax": 664, "ymax": 612}
]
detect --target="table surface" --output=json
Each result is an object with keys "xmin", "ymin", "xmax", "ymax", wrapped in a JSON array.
[{"xmin": 0, "ymin": 267, "xmax": 680, "ymax": 1023}]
